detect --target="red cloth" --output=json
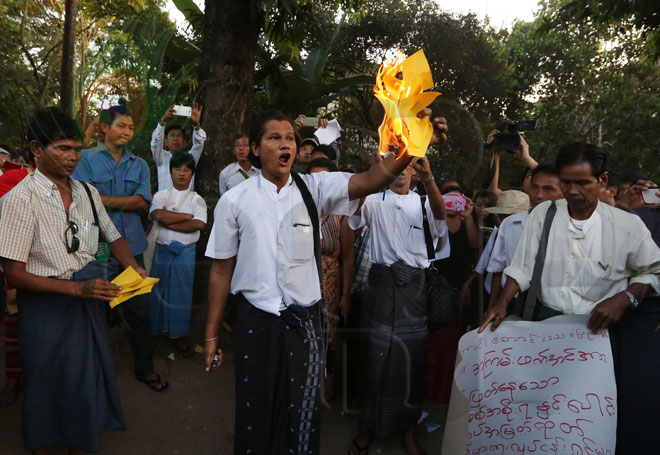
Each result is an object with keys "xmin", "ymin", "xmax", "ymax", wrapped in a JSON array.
[
  {"xmin": 424, "ymin": 326, "xmax": 464, "ymax": 402},
  {"xmin": 0, "ymin": 168, "xmax": 29, "ymax": 198}
]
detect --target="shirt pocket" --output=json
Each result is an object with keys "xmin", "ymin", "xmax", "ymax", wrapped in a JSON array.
[
  {"xmin": 573, "ymin": 257, "xmax": 616, "ymax": 301},
  {"xmin": 288, "ymin": 221, "xmax": 314, "ymax": 262},
  {"xmin": 123, "ymin": 166, "xmax": 143, "ymax": 196},
  {"xmin": 89, "ymin": 170, "xmax": 114, "ymax": 196}
]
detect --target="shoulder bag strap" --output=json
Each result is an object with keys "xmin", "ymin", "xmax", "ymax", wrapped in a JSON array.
[
  {"xmin": 81, "ymin": 181, "xmax": 103, "ymax": 241},
  {"xmin": 291, "ymin": 172, "xmax": 322, "ymax": 284},
  {"xmin": 522, "ymin": 201, "xmax": 557, "ymax": 320},
  {"xmin": 420, "ymin": 195, "xmax": 435, "ymax": 262}
]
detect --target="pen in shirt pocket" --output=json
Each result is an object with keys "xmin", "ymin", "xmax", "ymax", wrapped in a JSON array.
[{"xmin": 410, "ymin": 225, "xmax": 422, "ymax": 230}]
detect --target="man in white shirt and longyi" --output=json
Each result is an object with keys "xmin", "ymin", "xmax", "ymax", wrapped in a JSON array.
[
  {"xmin": 217, "ymin": 133, "xmax": 259, "ymax": 197},
  {"xmin": 481, "ymin": 141, "xmax": 660, "ymax": 333}
]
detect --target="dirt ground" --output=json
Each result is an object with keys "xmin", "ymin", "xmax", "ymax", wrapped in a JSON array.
[{"xmin": 0, "ymin": 325, "xmax": 448, "ymax": 455}]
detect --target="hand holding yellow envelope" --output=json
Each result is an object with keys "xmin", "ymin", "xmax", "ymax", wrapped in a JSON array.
[
  {"xmin": 109, "ymin": 266, "xmax": 159, "ymax": 309},
  {"xmin": 374, "ymin": 49, "xmax": 440, "ymax": 158}
]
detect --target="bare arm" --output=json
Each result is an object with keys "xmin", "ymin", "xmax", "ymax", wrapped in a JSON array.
[
  {"xmin": 204, "ymin": 257, "xmax": 237, "ymax": 371},
  {"xmin": 479, "ymin": 276, "xmax": 521, "ymax": 333},
  {"xmin": 489, "ymin": 271, "xmax": 504, "ymax": 308},
  {"xmin": 1, "ymin": 258, "xmax": 120, "ymax": 301},
  {"xmin": 487, "ymin": 150, "xmax": 502, "ymax": 205},
  {"xmin": 166, "ymin": 219, "xmax": 206, "ymax": 233},
  {"xmin": 100, "ymin": 194, "xmax": 148, "ymax": 212},
  {"xmin": 151, "ymin": 209, "xmax": 194, "ymax": 226},
  {"xmin": 339, "ymin": 217, "xmax": 355, "ymax": 321},
  {"xmin": 461, "ymin": 198, "xmax": 481, "ymax": 249},
  {"xmin": 412, "ymin": 156, "xmax": 446, "ymax": 220},
  {"xmin": 110, "ymin": 238, "xmax": 146, "ymax": 276}
]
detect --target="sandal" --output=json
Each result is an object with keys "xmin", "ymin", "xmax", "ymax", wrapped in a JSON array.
[
  {"xmin": 0, "ymin": 380, "xmax": 20, "ymax": 407},
  {"xmin": 348, "ymin": 438, "xmax": 369, "ymax": 455},
  {"xmin": 137, "ymin": 373, "xmax": 169, "ymax": 392}
]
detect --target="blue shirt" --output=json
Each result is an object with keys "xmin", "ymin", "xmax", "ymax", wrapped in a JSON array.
[{"xmin": 73, "ymin": 143, "xmax": 152, "ymax": 255}]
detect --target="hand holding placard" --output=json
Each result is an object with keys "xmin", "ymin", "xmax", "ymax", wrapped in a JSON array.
[{"xmin": 109, "ymin": 266, "xmax": 159, "ymax": 309}]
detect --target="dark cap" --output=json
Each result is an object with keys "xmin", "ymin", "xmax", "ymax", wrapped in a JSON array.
[{"xmin": 300, "ymin": 137, "xmax": 319, "ymax": 149}]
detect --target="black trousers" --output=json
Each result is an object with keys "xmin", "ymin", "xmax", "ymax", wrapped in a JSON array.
[{"xmin": 122, "ymin": 254, "xmax": 155, "ymax": 379}]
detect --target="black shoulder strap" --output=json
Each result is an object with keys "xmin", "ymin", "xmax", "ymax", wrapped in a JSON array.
[
  {"xmin": 291, "ymin": 172, "xmax": 322, "ymax": 284},
  {"xmin": 522, "ymin": 201, "xmax": 557, "ymax": 320},
  {"xmin": 420, "ymin": 195, "xmax": 435, "ymax": 261},
  {"xmin": 80, "ymin": 181, "xmax": 103, "ymax": 241}
]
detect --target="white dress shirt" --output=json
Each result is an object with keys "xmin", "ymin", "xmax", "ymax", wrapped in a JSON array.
[
  {"xmin": 348, "ymin": 189, "xmax": 449, "ymax": 268},
  {"xmin": 504, "ymin": 199, "xmax": 660, "ymax": 315},
  {"xmin": 149, "ymin": 188, "xmax": 207, "ymax": 246},
  {"xmin": 206, "ymin": 171, "xmax": 359, "ymax": 315},
  {"xmin": 218, "ymin": 162, "xmax": 260, "ymax": 196},
  {"xmin": 486, "ymin": 209, "xmax": 529, "ymax": 292},
  {"xmin": 475, "ymin": 226, "xmax": 499, "ymax": 293},
  {"xmin": 150, "ymin": 123, "xmax": 206, "ymax": 192}
]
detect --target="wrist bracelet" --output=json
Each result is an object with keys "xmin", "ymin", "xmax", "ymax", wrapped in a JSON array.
[
  {"xmin": 204, "ymin": 336, "xmax": 218, "ymax": 342},
  {"xmin": 422, "ymin": 177, "xmax": 435, "ymax": 185}
]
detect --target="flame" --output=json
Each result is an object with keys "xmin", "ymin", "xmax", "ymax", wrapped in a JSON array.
[{"xmin": 374, "ymin": 49, "xmax": 440, "ymax": 158}]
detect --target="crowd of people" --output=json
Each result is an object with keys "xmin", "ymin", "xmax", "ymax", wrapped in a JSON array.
[{"xmin": 0, "ymin": 96, "xmax": 658, "ymax": 455}]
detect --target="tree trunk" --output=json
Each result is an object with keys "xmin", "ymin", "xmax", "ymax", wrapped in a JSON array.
[
  {"xmin": 189, "ymin": 0, "xmax": 263, "ymax": 339},
  {"xmin": 60, "ymin": 0, "xmax": 78, "ymax": 114},
  {"xmin": 197, "ymin": 0, "xmax": 262, "ymax": 204}
]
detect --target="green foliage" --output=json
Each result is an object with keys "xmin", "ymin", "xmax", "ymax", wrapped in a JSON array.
[{"xmin": 503, "ymin": 0, "xmax": 660, "ymax": 183}]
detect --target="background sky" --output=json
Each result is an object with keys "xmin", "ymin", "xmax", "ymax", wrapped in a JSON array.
[{"xmin": 166, "ymin": 0, "xmax": 541, "ymax": 32}]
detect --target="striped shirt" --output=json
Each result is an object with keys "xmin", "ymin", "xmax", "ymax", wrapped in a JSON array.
[{"xmin": 0, "ymin": 169, "xmax": 121, "ymax": 279}]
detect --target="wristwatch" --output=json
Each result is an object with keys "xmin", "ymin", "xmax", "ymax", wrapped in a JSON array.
[{"xmin": 623, "ymin": 290, "xmax": 640, "ymax": 310}]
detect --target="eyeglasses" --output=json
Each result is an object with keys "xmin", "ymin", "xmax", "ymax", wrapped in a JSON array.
[
  {"xmin": 233, "ymin": 143, "xmax": 250, "ymax": 149},
  {"xmin": 65, "ymin": 221, "xmax": 80, "ymax": 254}
]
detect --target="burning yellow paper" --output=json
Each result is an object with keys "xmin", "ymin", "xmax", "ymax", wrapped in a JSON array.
[
  {"xmin": 109, "ymin": 266, "xmax": 159, "ymax": 309},
  {"xmin": 374, "ymin": 49, "xmax": 440, "ymax": 158}
]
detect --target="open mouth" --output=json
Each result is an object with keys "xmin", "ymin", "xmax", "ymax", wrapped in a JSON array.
[{"xmin": 278, "ymin": 153, "xmax": 291, "ymax": 166}]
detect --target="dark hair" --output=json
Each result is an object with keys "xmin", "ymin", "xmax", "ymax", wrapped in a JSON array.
[
  {"xmin": 313, "ymin": 144, "xmax": 337, "ymax": 162},
  {"xmin": 618, "ymin": 171, "xmax": 644, "ymax": 186},
  {"xmin": 473, "ymin": 189, "xmax": 497, "ymax": 228},
  {"xmin": 27, "ymin": 106, "xmax": 83, "ymax": 149},
  {"xmin": 441, "ymin": 185, "xmax": 462, "ymax": 195},
  {"xmin": 530, "ymin": 163, "xmax": 559, "ymax": 181},
  {"xmin": 555, "ymin": 141, "xmax": 607, "ymax": 177},
  {"xmin": 248, "ymin": 110, "xmax": 299, "ymax": 169},
  {"xmin": 99, "ymin": 98, "xmax": 131, "ymax": 125},
  {"xmin": 605, "ymin": 169, "xmax": 620, "ymax": 190},
  {"xmin": 232, "ymin": 133, "xmax": 248, "ymax": 143},
  {"xmin": 169, "ymin": 152, "xmax": 196, "ymax": 174},
  {"xmin": 307, "ymin": 157, "xmax": 337, "ymax": 173},
  {"xmin": 165, "ymin": 123, "xmax": 186, "ymax": 139}
]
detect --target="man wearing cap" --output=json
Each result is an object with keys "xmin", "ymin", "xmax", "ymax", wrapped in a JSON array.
[
  {"xmin": 298, "ymin": 137, "xmax": 318, "ymax": 172},
  {"xmin": 486, "ymin": 164, "xmax": 563, "ymax": 308}
]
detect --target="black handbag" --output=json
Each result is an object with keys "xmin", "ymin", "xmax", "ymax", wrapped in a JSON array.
[{"xmin": 421, "ymin": 196, "xmax": 460, "ymax": 324}]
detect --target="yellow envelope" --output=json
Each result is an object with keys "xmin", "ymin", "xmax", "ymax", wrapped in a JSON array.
[{"xmin": 109, "ymin": 266, "xmax": 160, "ymax": 309}]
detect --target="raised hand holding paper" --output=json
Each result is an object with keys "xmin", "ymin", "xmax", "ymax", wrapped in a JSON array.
[
  {"xmin": 109, "ymin": 266, "xmax": 159, "ymax": 309},
  {"xmin": 374, "ymin": 49, "xmax": 440, "ymax": 158}
]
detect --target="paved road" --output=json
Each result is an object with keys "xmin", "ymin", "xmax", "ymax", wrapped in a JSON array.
[{"xmin": 0, "ymin": 328, "xmax": 448, "ymax": 454}]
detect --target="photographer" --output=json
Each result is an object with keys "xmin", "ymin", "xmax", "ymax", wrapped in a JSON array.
[{"xmin": 485, "ymin": 128, "xmax": 539, "ymax": 205}]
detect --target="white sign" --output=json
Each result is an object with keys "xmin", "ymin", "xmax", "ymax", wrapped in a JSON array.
[{"xmin": 444, "ymin": 315, "xmax": 616, "ymax": 455}]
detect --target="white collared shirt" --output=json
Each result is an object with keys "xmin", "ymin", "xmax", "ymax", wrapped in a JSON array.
[
  {"xmin": 149, "ymin": 188, "xmax": 207, "ymax": 246},
  {"xmin": 486, "ymin": 210, "xmax": 529, "ymax": 292},
  {"xmin": 504, "ymin": 199, "xmax": 660, "ymax": 315},
  {"xmin": 348, "ymin": 189, "xmax": 449, "ymax": 268},
  {"xmin": 218, "ymin": 161, "xmax": 260, "ymax": 196},
  {"xmin": 150, "ymin": 123, "xmax": 206, "ymax": 192},
  {"xmin": 205, "ymin": 171, "xmax": 359, "ymax": 315}
]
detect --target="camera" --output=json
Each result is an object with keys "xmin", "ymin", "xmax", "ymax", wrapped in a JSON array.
[{"xmin": 489, "ymin": 119, "xmax": 537, "ymax": 151}]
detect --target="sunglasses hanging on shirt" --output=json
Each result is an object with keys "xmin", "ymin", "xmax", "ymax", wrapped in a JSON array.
[{"xmin": 65, "ymin": 220, "xmax": 80, "ymax": 254}]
